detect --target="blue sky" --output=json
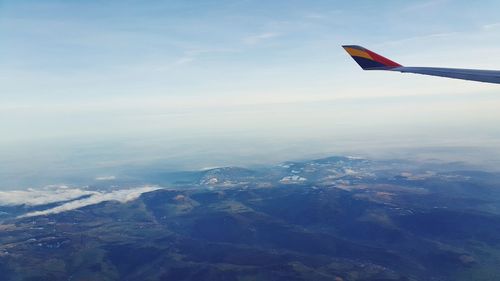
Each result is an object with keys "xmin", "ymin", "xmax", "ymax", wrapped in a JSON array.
[
  {"xmin": 2, "ymin": 0, "xmax": 500, "ymax": 105},
  {"xmin": 2, "ymin": 0, "xmax": 500, "ymax": 186}
]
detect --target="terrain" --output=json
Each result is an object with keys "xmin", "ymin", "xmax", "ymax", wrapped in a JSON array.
[{"xmin": 1, "ymin": 156, "xmax": 500, "ymax": 281}]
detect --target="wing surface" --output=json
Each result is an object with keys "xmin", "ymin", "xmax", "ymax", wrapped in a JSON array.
[{"xmin": 342, "ymin": 45, "xmax": 500, "ymax": 84}]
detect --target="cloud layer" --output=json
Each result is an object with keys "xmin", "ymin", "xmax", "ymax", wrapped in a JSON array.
[
  {"xmin": 0, "ymin": 185, "xmax": 160, "ymax": 218},
  {"xmin": 21, "ymin": 186, "xmax": 160, "ymax": 218},
  {"xmin": 0, "ymin": 186, "xmax": 96, "ymax": 206}
]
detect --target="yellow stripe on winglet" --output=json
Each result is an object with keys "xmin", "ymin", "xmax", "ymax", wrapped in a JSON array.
[{"xmin": 344, "ymin": 47, "xmax": 373, "ymax": 60}]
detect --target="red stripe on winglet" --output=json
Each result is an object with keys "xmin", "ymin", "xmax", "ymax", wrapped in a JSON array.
[{"xmin": 364, "ymin": 49, "xmax": 401, "ymax": 67}]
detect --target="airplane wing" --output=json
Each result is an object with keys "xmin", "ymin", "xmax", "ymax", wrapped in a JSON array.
[{"xmin": 342, "ymin": 45, "xmax": 500, "ymax": 84}]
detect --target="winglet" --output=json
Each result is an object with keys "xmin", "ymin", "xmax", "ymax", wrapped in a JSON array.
[{"xmin": 342, "ymin": 45, "xmax": 402, "ymax": 70}]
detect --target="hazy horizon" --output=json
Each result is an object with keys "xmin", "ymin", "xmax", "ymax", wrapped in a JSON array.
[{"xmin": 2, "ymin": 0, "xmax": 500, "ymax": 189}]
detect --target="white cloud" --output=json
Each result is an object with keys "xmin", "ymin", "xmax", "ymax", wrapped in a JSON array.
[
  {"xmin": 21, "ymin": 186, "xmax": 161, "ymax": 218},
  {"xmin": 482, "ymin": 22, "xmax": 500, "ymax": 30},
  {"xmin": 279, "ymin": 175, "xmax": 307, "ymax": 184},
  {"xmin": 303, "ymin": 13, "xmax": 325, "ymax": 20},
  {"xmin": 0, "ymin": 185, "xmax": 161, "ymax": 218},
  {"xmin": 95, "ymin": 176, "xmax": 116, "ymax": 181},
  {"xmin": 0, "ymin": 186, "xmax": 96, "ymax": 206},
  {"xmin": 243, "ymin": 32, "xmax": 279, "ymax": 45},
  {"xmin": 377, "ymin": 32, "xmax": 458, "ymax": 48},
  {"xmin": 403, "ymin": 0, "xmax": 449, "ymax": 12},
  {"xmin": 173, "ymin": 56, "xmax": 195, "ymax": 66}
]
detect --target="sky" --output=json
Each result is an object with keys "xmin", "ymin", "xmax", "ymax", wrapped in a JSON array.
[{"xmin": 2, "ymin": 0, "xmax": 500, "ymax": 188}]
